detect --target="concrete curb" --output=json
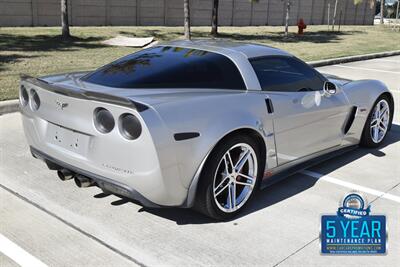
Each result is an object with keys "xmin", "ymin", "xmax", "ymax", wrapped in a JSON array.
[
  {"xmin": 308, "ymin": 50, "xmax": 400, "ymax": 67},
  {"xmin": 0, "ymin": 50, "xmax": 399, "ymax": 116},
  {"xmin": 0, "ymin": 100, "xmax": 19, "ymax": 116}
]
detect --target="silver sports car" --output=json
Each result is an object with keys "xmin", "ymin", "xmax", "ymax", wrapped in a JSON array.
[{"xmin": 20, "ymin": 40, "xmax": 394, "ymax": 220}]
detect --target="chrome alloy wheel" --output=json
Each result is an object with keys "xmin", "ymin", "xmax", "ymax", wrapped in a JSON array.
[
  {"xmin": 370, "ymin": 99, "xmax": 390, "ymax": 143},
  {"xmin": 213, "ymin": 143, "xmax": 258, "ymax": 213}
]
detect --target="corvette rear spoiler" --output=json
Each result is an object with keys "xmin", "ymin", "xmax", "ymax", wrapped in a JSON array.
[{"xmin": 20, "ymin": 74, "xmax": 149, "ymax": 112}]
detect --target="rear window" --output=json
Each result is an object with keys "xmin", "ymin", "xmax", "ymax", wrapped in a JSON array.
[{"xmin": 83, "ymin": 46, "xmax": 246, "ymax": 90}]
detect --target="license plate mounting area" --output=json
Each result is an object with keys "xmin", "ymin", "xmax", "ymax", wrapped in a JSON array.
[{"xmin": 46, "ymin": 123, "xmax": 90, "ymax": 156}]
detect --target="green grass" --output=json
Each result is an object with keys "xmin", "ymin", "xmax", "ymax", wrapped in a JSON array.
[{"xmin": 1, "ymin": 25, "xmax": 399, "ymax": 101}]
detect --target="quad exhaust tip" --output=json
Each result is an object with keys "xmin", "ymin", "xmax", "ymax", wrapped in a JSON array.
[
  {"xmin": 57, "ymin": 168, "xmax": 95, "ymax": 188},
  {"xmin": 74, "ymin": 174, "xmax": 95, "ymax": 188},
  {"xmin": 57, "ymin": 169, "xmax": 74, "ymax": 181}
]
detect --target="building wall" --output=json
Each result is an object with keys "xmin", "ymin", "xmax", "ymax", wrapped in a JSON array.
[{"xmin": 0, "ymin": 0, "xmax": 375, "ymax": 27}]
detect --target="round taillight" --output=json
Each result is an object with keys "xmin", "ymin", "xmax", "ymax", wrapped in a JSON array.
[
  {"xmin": 118, "ymin": 113, "xmax": 142, "ymax": 140},
  {"xmin": 30, "ymin": 89, "xmax": 40, "ymax": 111},
  {"xmin": 20, "ymin": 85, "xmax": 29, "ymax": 107},
  {"xmin": 94, "ymin": 108, "xmax": 115, "ymax": 133}
]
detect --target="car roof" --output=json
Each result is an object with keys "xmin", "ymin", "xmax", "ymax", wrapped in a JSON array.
[{"xmin": 161, "ymin": 39, "xmax": 292, "ymax": 59}]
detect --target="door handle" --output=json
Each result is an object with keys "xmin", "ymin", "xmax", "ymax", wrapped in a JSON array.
[{"xmin": 265, "ymin": 98, "xmax": 274, "ymax": 114}]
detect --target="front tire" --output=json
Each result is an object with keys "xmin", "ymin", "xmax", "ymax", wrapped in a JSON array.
[
  {"xmin": 360, "ymin": 95, "xmax": 392, "ymax": 148},
  {"xmin": 194, "ymin": 135, "xmax": 262, "ymax": 220}
]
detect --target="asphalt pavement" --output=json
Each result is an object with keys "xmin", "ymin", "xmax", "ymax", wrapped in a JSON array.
[{"xmin": 0, "ymin": 56, "xmax": 399, "ymax": 267}]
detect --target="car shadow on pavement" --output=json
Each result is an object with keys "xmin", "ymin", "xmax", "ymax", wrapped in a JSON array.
[{"xmin": 101, "ymin": 124, "xmax": 400, "ymax": 225}]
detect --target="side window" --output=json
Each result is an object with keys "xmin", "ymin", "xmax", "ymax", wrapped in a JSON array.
[{"xmin": 250, "ymin": 56, "xmax": 325, "ymax": 92}]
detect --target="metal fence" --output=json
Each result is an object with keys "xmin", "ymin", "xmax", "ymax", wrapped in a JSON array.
[{"xmin": 0, "ymin": 0, "xmax": 375, "ymax": 27}]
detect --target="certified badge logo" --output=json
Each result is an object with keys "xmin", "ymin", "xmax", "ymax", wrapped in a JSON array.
[
  {"xmin": 338, "ymin": 193, "xmax": 371, "ymax": 219},
  {"xmin": 320, "ymin": 191, "xmax": 387, "ymax": 255}
]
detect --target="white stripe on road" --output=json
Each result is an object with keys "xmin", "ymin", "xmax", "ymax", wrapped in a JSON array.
[
  {"xmin": 0, "ymin": 233, "xmax": 48, "ymax": 267},
  {"xmin": 332, "ymin": 65, "xmax": 400, "ymax": 74},
  {"xmin": 301, "ymin": 170, "xmax": 400, "ymax": 203}
]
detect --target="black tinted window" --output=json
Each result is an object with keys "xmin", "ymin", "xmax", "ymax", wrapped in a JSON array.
[
  {"xmin": 83, "ymin": 46, "xmax": 246, "ymax": 90},
  {"xmin": 250, "ymin": 56, "xmax": 324, "ymax": 92}
]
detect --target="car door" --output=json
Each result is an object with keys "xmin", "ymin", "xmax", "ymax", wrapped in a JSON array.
[{"xmin": 250, "ymin": 56, "xmax": 351, "ymax": 165}]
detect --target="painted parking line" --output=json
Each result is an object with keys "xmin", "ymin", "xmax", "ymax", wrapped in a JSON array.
[
  {"xmin": 332, "ymin": 65, "xmax": 400, "ymax": 74},
  {"xmin": 0, "ymin": 233, "xmax": 48, "ymax": 267},
  {"xmin": 301, "ymin": 170, "xmax": 400, "ymax": 204}
]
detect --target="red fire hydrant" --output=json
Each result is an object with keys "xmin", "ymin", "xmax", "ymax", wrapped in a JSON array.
[{"xmin": 297, "ymin": 19, "xmax": 307, "ymax": 35}]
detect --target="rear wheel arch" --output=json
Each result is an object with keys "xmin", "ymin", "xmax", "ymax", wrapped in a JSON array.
[
  {"xmin": 204, "ymin": 128, "xmax": 266, "ymax": 186},
  {"xmin": 216, "ymin": 128, "xmax": 266, "ymax": 168},
  {"xmin": 193, "ymin": 129, "xmax": 266, "ymax": 219},
  {"xmin": 186, "ymin": 127, "xmax": 267, "ymax": 208}
]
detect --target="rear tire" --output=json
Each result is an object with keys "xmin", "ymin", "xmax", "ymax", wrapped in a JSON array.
[
  {"xmin": 194, "ymin": 134, "xmax": 262, "ymax": 220},
  {"xmin": 360, "ymin": 95, "xmax": 392, "ymax": 148}
]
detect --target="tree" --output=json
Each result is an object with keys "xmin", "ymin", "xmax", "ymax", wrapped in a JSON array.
[
  {"xmin": 332, "ymin": 0, "xmax": 339, "ymax": 31},
  {"xmin": 184, "ymin": 0, "xmax": 191, "ymax": 40},
  {"xmin": 211, "ymin": 0, "xmax": 259, "ymax": 37},
  {"xmin": 386, "ymin": 1, "xmax": 399, "ymax": 18},
  {"xmin": 381, "ymin": 0, "xmax": 385, "ymax": 24},
  {"xmin": 211, "ymin": 0, "xmax": 219, "ymax": 36},
  {"xmin": 61, "ymin": 0, "xmax": 70, "ymax": 38},
  {"xmin": 284, "ymin": 0, "xmax": 291, "ymax": 37}
]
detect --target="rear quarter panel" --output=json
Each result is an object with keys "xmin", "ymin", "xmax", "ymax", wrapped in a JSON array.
[{"xmin": 150, "ymin": 91, "xmax": 272, "ymax": 192}]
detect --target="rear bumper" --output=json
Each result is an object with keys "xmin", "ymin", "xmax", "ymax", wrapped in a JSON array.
[
  {"xmin": 31, "ymin": 146, "xmax": 165, "ymax": 208},
  {"xmin": 21, "ymin": 113, "xmax": 186, "ymax": 207}
]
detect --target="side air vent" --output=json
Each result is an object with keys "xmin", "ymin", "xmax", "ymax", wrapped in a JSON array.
[
  {"xmin": 265, "ymin": 98, "xmax": 274, "ymax": 114},
  {"xmin": 343, "ymin": 106, "xmax": 357, "ymax": 134}
]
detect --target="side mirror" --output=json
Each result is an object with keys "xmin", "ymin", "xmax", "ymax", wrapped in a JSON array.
[{"xmin": 323, "ymin": 81, "xmax": 337, "ymax": 96}]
